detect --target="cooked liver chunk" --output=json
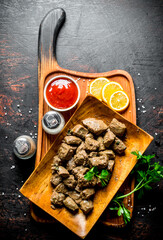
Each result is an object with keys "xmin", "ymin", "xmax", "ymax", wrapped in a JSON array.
[
  {"xmin": 88, "ymin": 152, "xmax": 97, "ymax": 158},
  {"xmin": 63, "ymin": 175, "xmax": 76, "ymax": 189},
  {"xmin": 50, "ymin": 174, "xmax": 62, "ymax": 187},
  {"xmin": 63, "ymin": 196, "xmax": 79, "ymax": 212},
  {"xmin": 64, "ymin": 136, "xmax": 82, "ymax": 145},
  {"xmin": 75, "ymin": 184, "xmax": 83, "ymax": 193},
  {"xmin": 72, "ymin": 166, "xmax": 89, "ymax": 179},
  {"xmin": 54, "ymin": 183, "xmax": 68, "ymax": 194},
  {"xmin": 74, "ymin": 150, "xmax": 88, "ymax": 165},
  {"xmin": 71, "ymin": 124, "xmax": 88, "ymax": 139},
  {"xmin": 78, "ymin": 174, "xmax": 97, "ymax": 188},
  {"xmin": 58, "ymin": 166, "xmax": 69, "ymax": 178},
  {"xmin": 51, "ymin": 191, "xmax": 65, "ymax": 207},
  {"xmin": 85, "ymin": 133, "xmax": 94, "ymax": 139},
  {"xmin": 99, "ymin": 150, "xmax": 115, "ymax": 159},
  {"xmin": 112, "ymin": 137, "xmax": 126, "ymax": 154},
  {"xmin": 103, "ymin": 129, "xmax": 116, "ymax": 148},
  {"xmin": 107, "ymin": 160, "xmax": 115, "ymax": 172},
  {"xmin": 52, "ymin": 155, "xmax": 62, "ymax": 166},
  {"xmin": 68, "ymin": 191, "xmax": 82, "ymax": 204},
  {"xmin": 89, "ymin": 155, "xmax": 108, "ymax": 169},
  {"xmin": 97, "ymin": 136, "xmax": 106, "ymax": 151},
  {"xmin": 81, "ymin": 188, "xmax": 95, "ymax": 200},
  {"xmin": 82, "ymin": 118, "xmax": 108, "ymax": 135},
  {"xmin": 76, "ymin": 141, "xmax": 86, "ymax": 153},
  {"xmin": 85, "ymin": 137, "xmax": 99, "ymax": 151},
  {"xmin": 66, "ymin": 158, "xmax": 76, "ymax": 172},
  {"xmin": 109, "ymin": 118, "xmax": 126, "ymax": 137},
  {"xmin": 58, "ymin": 143, "xmax": 75, "ymax": 161},
  {"xmin": 80, "ymin": 200, "xmax": 94, "ymax": 214}
]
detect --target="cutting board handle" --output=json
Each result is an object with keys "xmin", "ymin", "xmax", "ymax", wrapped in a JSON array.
[{"xmin": 38, "ymin": 8, "xmax": 65, "ymax": 71}]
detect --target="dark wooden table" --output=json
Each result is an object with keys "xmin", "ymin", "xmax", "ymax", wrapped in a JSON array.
[{"xmin": 0, "ymin": 0, "xmax": 162, "ymax": 239}]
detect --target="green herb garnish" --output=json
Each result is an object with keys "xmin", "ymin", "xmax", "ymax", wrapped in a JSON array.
[
  {"xmin": 67, "ymin": 129, "xmax": 72, "ymax": 135},
  {"xmin": 84, "ymin": 167, "xmax": 111, "ymax": 187},
  {"xmin": 109, "ymin": 151, "xmax": 163, "ymax": 224},
  {"xmin": 116, "ymin": 140, "xmax": 120, "ymax": 145}
]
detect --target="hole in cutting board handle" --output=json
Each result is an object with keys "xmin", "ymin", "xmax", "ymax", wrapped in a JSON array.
[{"xmin": 38, "ymin": 8, "xmax": 66, "ymax": 62}]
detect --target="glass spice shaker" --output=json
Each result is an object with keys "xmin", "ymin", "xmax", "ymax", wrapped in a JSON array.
[
  {"xmin": 42, "ymin": 111, "xmax": 65, "ymax": 135},
  {"xmin": 13, "ymin": 135, "xmax": 36, "ymax": 160}
]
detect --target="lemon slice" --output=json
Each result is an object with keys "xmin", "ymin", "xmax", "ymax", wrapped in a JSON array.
[
  {"xmin": 109, "ymin": 90, "xmax": 129, "ymax": 112},
  {"xmin": 102, "ymin": 82, "xmax": 123, "ymax": 103},
  {"xmin": 89, "ymin": 77, "xmax": 110, "ymax": 101}
]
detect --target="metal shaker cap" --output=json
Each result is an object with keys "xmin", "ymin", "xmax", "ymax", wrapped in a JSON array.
[
  {"xmin": 13, "ymin": 135, "xmax": 36, "ymax": 160},
  {"xmin": 42, "ymin": 111, "xmax": 65, "ymax": 135}
]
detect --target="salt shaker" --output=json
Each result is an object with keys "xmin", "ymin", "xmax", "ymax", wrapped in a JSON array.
[
  {"xmin": 13, "ymin": 135, "xmax": 36, "ymax": 160},
  {"xmin": 42, "ymin": 111, "xmax": 65, "ymax": 135}
]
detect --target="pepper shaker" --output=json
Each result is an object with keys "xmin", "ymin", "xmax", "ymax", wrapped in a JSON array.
[
  {"xmin": 42, "ymin": 111, "xmax": 65, "ymax": 135},
  {"xmin": 13, "ymin": 135, "xmax": 36, "ymax": 160}
]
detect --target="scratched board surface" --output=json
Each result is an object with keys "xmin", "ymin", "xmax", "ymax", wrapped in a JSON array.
[{"xmin": 0, "ymin": 0, "xmax": 163, "ymax": 240}]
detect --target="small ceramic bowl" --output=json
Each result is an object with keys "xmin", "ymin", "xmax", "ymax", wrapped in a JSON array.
[{"xmin": 44, "ymin": 75, "xmax": 80, "ymax": 112}]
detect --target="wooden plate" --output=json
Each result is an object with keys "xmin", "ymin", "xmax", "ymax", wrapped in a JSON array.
[{"xmin": 20, "ymin": 95, "xmax": 153, "ymax": 239}]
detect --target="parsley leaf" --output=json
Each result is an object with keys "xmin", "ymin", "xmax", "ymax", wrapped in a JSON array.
[
  {"xmin": 99, "ymin": 170, "xmax": 111, "ymax": 187},
  {"xmin": 84, "ymin": 167, "xmax": 98, "ymax": 181},
  {"xmin": 84, "ymin": 167, "xmax": 110, "ymax": 187},
  {"xmin": 109, "ymin": 151, "xmax": 163, "ymax": 224}
]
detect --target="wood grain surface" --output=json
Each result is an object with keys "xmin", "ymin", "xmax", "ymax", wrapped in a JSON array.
[{"xmin": 0, "ymin": 1, "xmax": 163, "ymax": 240}]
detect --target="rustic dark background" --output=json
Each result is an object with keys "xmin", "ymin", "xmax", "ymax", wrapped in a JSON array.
[{"xmin": 0, "ymin": 0, "xmax": 163, "ymax": 239}]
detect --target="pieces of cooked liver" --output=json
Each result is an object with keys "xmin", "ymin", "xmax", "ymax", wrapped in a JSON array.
[
  {"xmin": 75, "ymin": 184, "xmax": 83, "ymax": 193},
  {"xmin": 51, "ymin": 190, "xmax": 65, "ymax": 207},
  {"xmin": 63, "ymin": 196, "xmax": 79, "ymax": 212},
  {"xmin": 77, "ymin": 174, "xmax": 97, "ymax": 188},
  {"xmin": 97, "ymin": 136, "xmax": 106, "ymax": 151},
  {"xmin": 112, "ymin": 137, "xmax": 127, "ymax": 154},
  {"xmin": 52, "ymin": 155, "xmax": 62, "ymax": 166},
  {"xmin": 85, "ymin": 137, "xmax": 100, "ymax": 151},
  {"xmin": 54, "ymin": 183, "xmax": 68, "ymax": 194},
  {"xmin": 74, "ymin": 150, "xmax": 88, "ymax": 165},
  {"xmin": 67, "ymin": 190, "xmax": 82, "ymax": 204},
  {"xmin": 82, "ymin": 118, "xmax": 108, "ymax": 135},
  {"xmin": 89, "ymin": 155, "xmax": 108, "ymax": 169},
  {"xmin": 50, "ymin": 173, "xmax": 62, "ymax": 187},
  {"xmin": 85, "ymin": 133, "xmax": 94, "ymax": 139},
  {"xmin": 50, "ymin": 117, "xmax": 128, "ymax": 215},
  {"xmin": 99, "ymin": 150, "xmax": 115, "ymax": 159},
  {"xmin": 107, "ymin": 160, "xmax": 115, "ymax": 172},
  {"xmin": 64, "ymin": 136, "xmax": 82, "ymax": 145},
  {"xmin": 109, "ymin": 118, "xmax": 126, "ymax": 137},
  {"xmin": 76, "ymin": 141, "xmax": 86, "ymax": 153},
  {"xmin": 81, "ymin": 188, "xmax": 95, "ymax": 200},
  {"xmin": 88, "ymin": 151, "xmax": 97, "ymax": 158},
  {"xmin": 63, "ymin": 175, "xmax": 77, "ymax": 189},
  {"xmin": 66, "ymin": 158, "xmax": 76, "ymax": 172},
  {"xmin": 72, "ymin": 166, "xmax": 89, "ymax": 179},
  {"xmin": 57, "ymin": 166, "xmax": 69, "ymax": 178},
  {"xmin": 71, "ymin": 124, "xmax": 88, "ymax": 139},
  {"xmin": 58, "ymin": 143, "xmax": 75, "ymax": 161},
  {"xmin": 103, "ymin": 129, "xmax": 116, "ymax": 148},
  {"xmin": 80, "ymin": 200, "xmax": 94, "ymax": 214}
]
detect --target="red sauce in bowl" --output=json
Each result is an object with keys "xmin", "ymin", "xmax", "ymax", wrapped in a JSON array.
[{"xmin": 46, "ymin": 78, "xmax": 79, "ymax": 109}]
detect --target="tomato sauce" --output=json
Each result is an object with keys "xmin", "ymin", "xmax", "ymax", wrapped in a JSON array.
[{"xmin": 46, "ymin": 78, "xmax": 79, "ymax": 109}]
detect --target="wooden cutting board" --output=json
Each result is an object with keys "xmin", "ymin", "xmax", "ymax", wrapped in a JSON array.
[{"xmin": 31, "ymin": 8, "xmax": 136, "ymax": 227}]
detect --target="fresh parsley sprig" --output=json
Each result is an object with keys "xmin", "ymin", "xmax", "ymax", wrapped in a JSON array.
[
  {"xmin": 84, "ymin": 166, "xmax": 111, "ymax": 187},
  {"xmin": 109, "ymin": 151, "xmax": 163, "ymax": 224}
]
